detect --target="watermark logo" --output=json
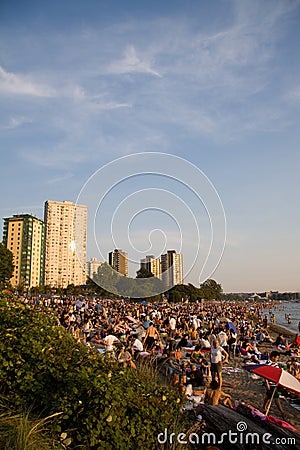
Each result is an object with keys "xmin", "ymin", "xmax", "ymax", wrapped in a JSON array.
[
  {"xmin": 157, "ymin": 421, "xmax": 296, "ymax": 446},
  {"xmin": 74, "ymin": 152, "xmax": 226, "ymax": 297}
]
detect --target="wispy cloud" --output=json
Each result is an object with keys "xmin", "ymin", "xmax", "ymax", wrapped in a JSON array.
[
  {"xmin": 287, "ymin": 85, "xmax": 300, "ymax": 101},
  {"xmin": 0, "ymin": 66, "xmax": 56, "ymax": 97},
  {"xmin": 1, "ymin": 116, "xmax": 32, "ymax": 129},
  {"xmin": 47, "ymin": 172, "xmax": 74, "ymax": 184},
  {"xmin": 106, "ymin": 45, "xmax": 162, "ymax": 77},
  {"xmin": 3, "ymin": 0, "xmax": 300, "ymax": 170}
]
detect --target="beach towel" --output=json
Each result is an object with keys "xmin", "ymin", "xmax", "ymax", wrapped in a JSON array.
[{"xmin": 266, "ymin": 415, "xmax": 298, "ymax": 432}]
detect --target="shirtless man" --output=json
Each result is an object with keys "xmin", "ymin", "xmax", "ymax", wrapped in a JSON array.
[
  {"xmin": 143, "ymin": 322, "xmax": 159, "ymax": 351},
  {"xmin": 204, "ymin": 380, "xmax": 233, "ymax": 408}
]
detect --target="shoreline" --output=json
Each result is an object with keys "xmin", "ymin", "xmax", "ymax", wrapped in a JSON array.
[{"xmin": 268, "ymin": 323, "xmax": 297, "ymax": 340}]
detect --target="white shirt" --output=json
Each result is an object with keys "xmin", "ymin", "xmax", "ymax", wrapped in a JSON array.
[
  {"xmin": 218, "ymin": 331, "xmax": 228, "ymax": 347},
  {"xmin": 170, "ymin": 317, "xmax": 176, "ymax": 330},
  {"xmin": 211, "ymin": 346, "xmax": 224, "ymax": 364},
  {"xmin": 103, "ymin": 335, "xmax": 119, "ymax": 351},
  {"xmin": 133, "ymin": 338, "xmax": 143, "ymax": 352},
  {"xmin": 199, "ymin": 338, "xmax": 211, "ymax": 349}
]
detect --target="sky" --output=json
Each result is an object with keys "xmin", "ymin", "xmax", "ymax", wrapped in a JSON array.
[{"xmin": 0, "ymin": 0, "xmax": 300, "ymax": 293}]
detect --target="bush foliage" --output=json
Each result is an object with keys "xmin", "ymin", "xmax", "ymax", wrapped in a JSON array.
[{"xmin": 0, "ymin": 297, "xmax": 184, "ymax": 449}]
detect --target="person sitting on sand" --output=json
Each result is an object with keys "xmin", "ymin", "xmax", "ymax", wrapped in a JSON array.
[
  {"xmin": 199, "ymin": 333, "xmax": 211, "ymax": 350},
  {"xmin": 190, "ymin": 344, "xmax": 204, "ymax": 364},
  {"xmin": 262, "ymin": 329, "xmax": 273, "ymax": 343},
  {"xmin": 287, "ymin": 357, "xmax": 300, "ymax": 379},
  {"xmin": 255, "ymin": 329, "xmax": 266, "ymax": 343},
  {"xmin": 189, "ymin": 364, "xmax": 205, "ymax": 388},
  {"xmin": 177, "ymin": 333, "xmax": 189, "ymax": 350},
  {"xmin": 178, "ymin": 374, "xmax": 187, "ymax": 396},
  {"xmin": 204, "ymin": 379, "xmax": 232, "ymax": 408},
  {"xmin": 131, "ymin": 334, "xmax": 143, "ymax": 359},
  {"xmin": 103, "ymin": 333, "xmax": 120, "ymax": 354},
  {"xmin": 117, "ymin": 345, "xmax": 136, "ymax": 369},
  {"xmin": 275, "ymin": 333, "xmax": 287, "ymax": 348}
]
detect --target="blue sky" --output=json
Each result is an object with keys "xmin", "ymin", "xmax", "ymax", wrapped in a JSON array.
[{"xmin": 1, "ymin": 0, "xmax": 300, "ymax": 292}]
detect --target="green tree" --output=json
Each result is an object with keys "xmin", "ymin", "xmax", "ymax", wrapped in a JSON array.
[
  {"xmin": 199, "ymin": 279, "xmax": 223, "ymax": 300},
  {"xmin": 136, "ymin": 267, "xmax": 154, "ymax": 278},
  {"xmin": 0, "ymin": 243, "xmax": 14, "ymax": 284},
  {"xmin": 93, "ymin": 262, "xmax": 120, "ymax": 296}
]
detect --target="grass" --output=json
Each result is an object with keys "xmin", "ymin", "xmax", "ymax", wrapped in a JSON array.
[{"xmin": 0, "ymin": 401, "xmax": 62, "ymax": 450}]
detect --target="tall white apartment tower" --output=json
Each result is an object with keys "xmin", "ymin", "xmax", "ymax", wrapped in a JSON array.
[
  {"xmin": 44, "ymin": 200, "xmax": 87, "ymax": 288},
  {"xmin": 161, "ymin": 250, "xmax": 183, "ymax": 288}
]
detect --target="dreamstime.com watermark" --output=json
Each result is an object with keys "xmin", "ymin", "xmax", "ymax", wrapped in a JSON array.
[{"xmin": 157, "ymin": 421, "xmax": 296, "ymax": 446}]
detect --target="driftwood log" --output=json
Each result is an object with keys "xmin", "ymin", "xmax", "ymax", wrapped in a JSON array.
[{"xmin": 190, "ymin": 404, "xmax": 300, "ymax": 450}]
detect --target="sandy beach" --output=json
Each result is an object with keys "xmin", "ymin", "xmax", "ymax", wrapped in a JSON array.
[{"xmin": 214, "ymin": 325, "xmax": 300, "ymax": 431}]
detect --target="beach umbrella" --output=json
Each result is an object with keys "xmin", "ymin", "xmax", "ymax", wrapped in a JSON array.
[
  {"xmin": 74, "ymin": 300, "xmax": 85, "ymax": 308},
  {"xmin": 243, "ymin": 364, "xmax": 300, "ymax": 415},
  {"xmin": 126, "ymin": 315, "xmax": 138, "ymax": 324},
  {"xmin": 225, "ymin": 321, "xmax": 238, "ymax": 334}
]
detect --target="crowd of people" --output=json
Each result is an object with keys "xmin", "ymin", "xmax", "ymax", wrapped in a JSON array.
[{"xmin": 17, "ymin": 294, "xmax": 300, "ymax": 411}]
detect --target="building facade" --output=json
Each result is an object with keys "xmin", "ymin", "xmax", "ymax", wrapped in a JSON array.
[
  {"xmin": 3, "ymin": 214, "xmax": 44, "ymax": 288},
  {"xmin": 161, "ymin": 250, "xmax": 183, "ymax": 287},
  {"xmin": 108, "ymin": 249, "xmax": 128, "ymax": 276},
  {"xmin": 44, "ymin": 200, "xmax": 87, "ymax": 288},
  {"xmin": 140, "ymin": 255, "xmax": 162, "ymax": 279},
  {"xmin": 86, "ymin": 257, "xmax": 103, "ymax": 280}
]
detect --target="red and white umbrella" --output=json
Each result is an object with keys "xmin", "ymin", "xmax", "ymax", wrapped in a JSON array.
[
  {"xmin": 243, "ymin": 363, "xmax": 300, "ymax": 415},
  {"xmin": 243, "ymin": 364, "xmax": 300, "ymax": 395}
]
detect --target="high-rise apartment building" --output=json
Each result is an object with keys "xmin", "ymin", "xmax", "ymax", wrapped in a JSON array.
[
  {"xmin": 44, "ymin": 200, "xmax": 87, "ymax": 288},
  {"xmin": 86, "ymin": 257, "xmax": 103, "ymax": 280},
  {"xmin": 3, "ymin": 214, "xmax": 44, "ymax": 288},
  {"xmin": 108, "ymin": 249, "xmax": 128, "ymax": 276},
  {"xmin": 140, "ymin": 255, "xmax": 162, "ymax": 279},
  {"xmin": 161, "ymin": 250, "xmax": 183, "ymax": 287}
]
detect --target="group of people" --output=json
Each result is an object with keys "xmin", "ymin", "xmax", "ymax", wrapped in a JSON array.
[{"xmin": 15, "ymin": 293, "xmax": 299, "ymax": 414}]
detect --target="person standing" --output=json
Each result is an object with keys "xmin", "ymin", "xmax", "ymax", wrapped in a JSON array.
[
  {"xmin": 143, "ymin": 322, "xmax": 159, "ymax": 351},
  {"xmin": 169, "ymin": 316, "xmax": 177, "ymax": 338},
  {"xmin": 210, "ymin": 338, "xmax": 228, "ymax": 389}
]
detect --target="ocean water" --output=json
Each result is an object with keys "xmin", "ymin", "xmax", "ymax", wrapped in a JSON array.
[{"xmin": 263, "ymin": 302, "xmax": 300, "ymax": 334}]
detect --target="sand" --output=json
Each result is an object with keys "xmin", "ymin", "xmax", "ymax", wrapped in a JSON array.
[{"xmin": 220, "ymin": 327, "xmax": 300, "ymax": 431}]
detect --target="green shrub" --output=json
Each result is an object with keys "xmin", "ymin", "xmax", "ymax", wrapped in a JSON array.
[{"xmin": 0, "ymin": 298, "xmax": 185, "ymax": 449}]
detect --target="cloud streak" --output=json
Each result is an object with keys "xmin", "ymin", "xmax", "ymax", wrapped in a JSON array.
[
  {"xmin": 106, "ymin": 45, "xmax": 162, "ymax": 77},
  {"xmin": 0, "ymin": 66, "xmax": 56, "ymax": 97}
]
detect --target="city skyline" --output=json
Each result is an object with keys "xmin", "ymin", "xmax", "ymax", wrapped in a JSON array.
[
  {"xmin": 1, "ymin": 1, "xmax": 300, "ymax": 292},
  {"xmin": 2, "ymin": 205, "xmax": 299, "ymax": 293}
]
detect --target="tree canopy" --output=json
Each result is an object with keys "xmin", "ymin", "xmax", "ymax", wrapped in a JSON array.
[
  {"xmin": 0, "ymin": 243, "xmax": 14, "ymax": 284},
  {"xmin": 166, "ymin": 279, "xmax": 223, "ymax": 303},
  {"xmin": 200, "ymin": 279, "xmax": 223, "ymax": 300}
]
